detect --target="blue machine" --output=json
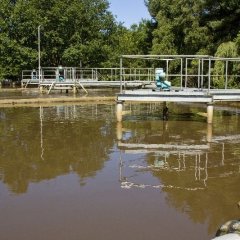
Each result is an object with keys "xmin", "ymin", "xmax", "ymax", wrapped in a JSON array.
[
  {"xmin": 155, "ymin": 68, "xmax": 171, "ymax": 90},
  {"xmin": 31, "ymin": 69, "xmax": 37, "ymax": 80},
  {"xmin": 56, "ymin": 66, "xmax": 65, "ymax": 82}
]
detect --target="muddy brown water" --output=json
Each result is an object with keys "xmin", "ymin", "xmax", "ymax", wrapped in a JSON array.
[{"xmin": 0, "ymin": 101, "xmax": 240, "ymax": 240}]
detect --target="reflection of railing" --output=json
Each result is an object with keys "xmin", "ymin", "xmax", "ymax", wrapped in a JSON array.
[
  {"xmin": 117, "ymin": 119, "xmax": 240, "ymax": 191},
  {"xmin": 119, "ymin": 147, "xmax": 209, "ymax": 191},
  {"xmin": 118, "ymin": 138, "xmax": 240, "ymax": 191},
  {"xmin": 119, "ymin": 144, "xmax": 239, "ymax": 190},
  {"xmin": 120, "ymin": 55, "xmax": 240, "ymax": 92}
]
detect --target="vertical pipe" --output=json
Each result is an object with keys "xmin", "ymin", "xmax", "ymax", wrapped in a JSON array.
[
  {"xmin": 166, "ymin": 60, "xmax": 169, "ymax": 82},
  {"xmin": 180, "ymin": 58, "xmax": 183, "ymax": 90},
  {"xmin": 38, "ymin": 25, "xmax": 41, "ymax": 85},
  {"xmin": 201, "ymin": 58, "xmax": 204, "ymax": 90},
  {"xmin": 120, "ymin": 57, "xmax": 123, "ymax": 93}
]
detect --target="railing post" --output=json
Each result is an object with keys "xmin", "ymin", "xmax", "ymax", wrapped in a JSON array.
[
  {"xmin": 185, "ymin": 58, "xmax": 188, "ymax": 89},
  {"xmin": 225, "ymin": 60, "xmax": 228, "ymax": 89},
  {"xmin": 201, "ymin": 58, "xmax": 204, "ymax": 90},
  {"xmin": 208, "ymin": 58, "xmax": 211, "ymax": 92},
  {"xmin": 180, "ymin": 58, "xmax": 183, "ymax": 90},
  {"xmin": 198, "ymin": 59, "xmax": 201, "ymax": 89},
  {"xmin": 120, "ymin": 57, "xmax": 123, "ymax": 93},
  {"xmin": 166, "ymin": 59, "xmax": 169, "ymax": 82}
]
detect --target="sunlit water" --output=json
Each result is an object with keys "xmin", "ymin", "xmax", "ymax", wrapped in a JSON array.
[{"xmin": 0, "ymin": 102, "xmax": 240, "ymax": 240}]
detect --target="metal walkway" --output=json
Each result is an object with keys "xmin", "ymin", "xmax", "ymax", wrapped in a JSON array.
[
  {"xmin": 115, "ymin": 55, "xmax": 240, "ymax": 123},
  {"xmin": 117, "ymin": 88, "xmax": 240, "ymax": 103},
  {"xmin": 21, "ymin": 67, "xmax": 155, "ymax": 93}
]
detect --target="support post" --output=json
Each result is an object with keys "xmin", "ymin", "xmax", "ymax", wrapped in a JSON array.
[
  {"xmin": 73, "ymin": 86, "xmax": 77, "ymax": 94},
  {"xmin": 207, "ymin": 123, "xmax": 212, "ymax": 143},
  {"xmin": 116, "ymin": 122, "xmax": 123, "ymax": 141},
  {"xmin": 162, "ymin": 101, "xmax": 169, "ymax": 120},
  {"xmin": 207, "ymin": 103, "xmax": 214, "ymax": 124},
  {"xmin": 39, "ymin": 85, "xmax": 44, "ymax": 94},
  {"xmin": 116, "ymin": 101, "xmax": 123, "ymax": 122}
]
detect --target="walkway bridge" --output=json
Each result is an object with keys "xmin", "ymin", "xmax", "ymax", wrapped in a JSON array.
[
  {"xmin": 21, "ymin": 67, "xmax": 155, "ymax": 94},
  {"xmin": 21, "ymin": 54, "xmax": 240, "ymax": 123},
  {"xmin": 116, "ymin": 55, "xmax": 240, "ymax": 124}
]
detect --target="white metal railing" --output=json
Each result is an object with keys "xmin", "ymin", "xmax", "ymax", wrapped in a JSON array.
[
  {"xmin": 120, "ymin": 55, "xmax": 240, "ymax": 93},
  {"xmin": 21, "ymin": 56, "xmax": 240, "ymax": 91},
  {"xmin": 21, "ymin": 67, "xmax": 155, "ymax": 87}
]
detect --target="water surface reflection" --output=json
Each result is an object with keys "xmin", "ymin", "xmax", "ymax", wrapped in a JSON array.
[
  {"xmin": 0, "ymin": 104, "xmax": 116, "ymax": 193},
  {"xmin": 0, "ymin": 103, "xmax": 239, "ymax": 240}
]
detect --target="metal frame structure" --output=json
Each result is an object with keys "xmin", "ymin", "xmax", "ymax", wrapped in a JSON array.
[
  {"xmin": 21, "ymin": 67, "xmax": 156, "ymax": 93},
  {"xmin": 120, "ymin": 55, "xmax": 240, "ymax": 93}
]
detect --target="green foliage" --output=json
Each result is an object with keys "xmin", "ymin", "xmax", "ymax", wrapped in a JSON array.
[
  {"xmin": 0, "ymin": 0, "xmax": 113, "ymax": 78},
  {"xmin": 0, "ymin": 0, "xmax": 154, "ymax": 80},
  {"xmin": 146, "ymin": 0, "xmax": 240, "ymax": 88},
  {"xmin": 213, "ymin": 42, "xmax": 240, "ymax": 88},
  {"xmin": 146, "ymin": 0, "xmax": 240, "ymax": 55},
  {"xmin": 2, "ymin": 0, "xmax": 240, "ymax": 86}
]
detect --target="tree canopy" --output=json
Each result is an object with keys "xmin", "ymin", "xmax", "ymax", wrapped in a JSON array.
[
  {"xmin": 0, "ymin": 0, "xmax": 153, "ymax": 80},
  {"xmin": 146, "ymin": 0, "xmax": 240, "ymax": 56},
  {"xmin": 1, "ymin": 0, "xmax": 240, "ymax": 82}
]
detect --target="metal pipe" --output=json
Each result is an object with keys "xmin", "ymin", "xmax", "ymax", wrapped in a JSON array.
[
  {"xmin": 166, "ymin": 59, "xmax": 169, "ymax": 82},
  {"xmin": 208, "ymin": 58, "xmax": 211, "ymax": 92},
  {"xmin": 185, "ymin": 58, "xmax": 188, "ymax": 89},
  {"xmin": 120, "ymin": 57, "xmax": 123, "ymax": 93},
  {"xmin": 201, "ymin": 58, "xmax": 204, "ymax": 90},
  {"xmin": 225, "ymin": 60, "xmax": 228, "ymax": 89},
  {"xmin": 38, "ymin": 25, "xmax": 41, "ymax": 84},
  {"xmin": 198, "ymin": 59, "xmax": 201, "ymax": 89},
  {"xmin": 180, "ymin": 58, "xmax": 183, "ymax": 90}
]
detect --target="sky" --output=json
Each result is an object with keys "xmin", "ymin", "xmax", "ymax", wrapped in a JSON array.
[{"xmin": 108, "ymin": 0, "xmax": 151, "ymax": 28}]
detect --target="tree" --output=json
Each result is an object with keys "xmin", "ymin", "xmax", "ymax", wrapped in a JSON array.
[
  {"xmin": 0, "ymin": 0, "xmax": 118, "ymax": 80},
  {"xmin": 146, "ymin": 0, "xmax": 240, "ymax": 56}
]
